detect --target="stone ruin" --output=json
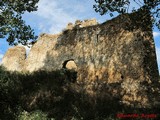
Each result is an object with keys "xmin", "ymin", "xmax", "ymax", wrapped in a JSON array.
[
  {"xmin": 2, "ymin": 46, "xmax": 26, "ymax": 71},
  {"xmin": 66, "ymin": 19, "xmax": 98, "ymax": 30},
  {"xmin": 2, "ymin": 10, "xmax": 160, "ymax": 108}
]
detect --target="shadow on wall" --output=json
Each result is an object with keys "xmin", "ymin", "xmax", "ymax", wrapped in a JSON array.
[
  {"xmin": 0, "ymin": 9, "xmax": 157, "ymax": 119},
  {"xmin": 40, "ymin": 14, "xmax": 160, "ymax": 107},
  {"xmin": 0, "ymin": 66, "xmax": 160, "ymax": 120}
]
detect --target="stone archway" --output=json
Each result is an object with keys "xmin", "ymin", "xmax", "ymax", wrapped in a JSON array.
[
  {"xmin": 62, "ymin": 59, "xmax": 77, "ymax": 71},
  {"xmin": 62, "ymin": 59, "xmax": 78, "ymax": 82}
]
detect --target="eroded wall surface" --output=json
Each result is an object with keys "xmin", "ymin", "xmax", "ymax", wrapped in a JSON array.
[
  {"xmin": 2, "ymin": 46, "xmax": 26, "ymax": 71},
  {"xmin": 2, "ymin": 10, "xmax": 159, "ymax": 108}
]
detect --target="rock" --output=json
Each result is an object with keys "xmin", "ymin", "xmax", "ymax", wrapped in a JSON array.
[
  {"xmin": 66, "ymin": 23, "xmax": 74, "ymax": 30},
  {"xmin": 66, "ymin": 19, "xmax": 98, "ymax": 30},
  {"xmin": 75, "ymin": 20, "xmax": 82, "ymax": 27},
  {"xmin": 2, "ymin": 46, "xmax": 26, "ymax": 71},
  {"xmin": 24, "ymin": 34, "xmax": 59, "ymax": 72},
  {"xmin": 82, "ymin": 19, "xmax": 98, "ymax": 27},
  {"xmin": 64, "ymin": 60, "xmax": 77, "ymax": 71}
]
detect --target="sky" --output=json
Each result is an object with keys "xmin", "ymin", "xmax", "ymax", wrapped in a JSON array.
[{"xmin": 0, "ymin": 0, "xmax": 160, "ymax": 73}]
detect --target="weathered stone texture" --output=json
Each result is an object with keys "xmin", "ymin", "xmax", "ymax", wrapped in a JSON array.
[
  {"xmin": 24, "ymin": 34, "xmax": 59, "ymax": 72},
  {"xmin": 2, "ymin": 10, "xmax": 159, "ymax": 108},
  {"xmin": 64, "ymin": 60, "xmax": 77, "ymax": 71},
  {"xmin": 66, "ymin": 19, "xmax": 98, "ymax": 30},
  {"xmin": 2, "ymin": 46, "xmax": 26, "ymax": 71}
]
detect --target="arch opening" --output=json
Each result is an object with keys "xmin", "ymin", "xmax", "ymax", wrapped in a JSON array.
[
  {"xmin": 62, "ymin": 59, "xmax": 78, "ymax": 82},
  {"xmin": 62, "ymin": 59, "xmax": 77, "ymax": 71}
]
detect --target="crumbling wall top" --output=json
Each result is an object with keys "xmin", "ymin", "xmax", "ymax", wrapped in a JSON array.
[{"xmin": 66, "ymin": 18, "xmax": 98, "ymax": 30}]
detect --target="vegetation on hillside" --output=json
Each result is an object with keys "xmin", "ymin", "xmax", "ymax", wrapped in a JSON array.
[{"xmin": 0, "ymin": 66, "xmax": 159, "ymax": 120}]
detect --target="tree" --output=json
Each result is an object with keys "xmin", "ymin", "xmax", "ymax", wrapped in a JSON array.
[
  {"xmin": 93, "ymin": 0, "xmax": 160, "ymax": 30},
  {"xmin": 0, "ymin": 0, "xmax": 39, "ymax": 46}
]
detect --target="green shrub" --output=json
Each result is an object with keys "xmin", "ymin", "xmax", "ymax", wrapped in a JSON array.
[
  {"xmin": 18, "ymin": 110, "xmax": 49, "ymax": 120},
  {"xmin": 0, "ymin": 66, "xmax": 22, "ymax": 119},
  {"xmin": 0, "ymin": 65, "xmax": 159, "ymax": 120}
]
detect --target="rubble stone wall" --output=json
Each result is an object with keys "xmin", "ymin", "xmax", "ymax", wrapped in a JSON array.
[{"xmin": 2, "ymin": 10, "xmax": 159, "ymax": 108}]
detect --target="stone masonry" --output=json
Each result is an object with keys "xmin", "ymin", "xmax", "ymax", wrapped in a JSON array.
[{"xmin": 2, "ymin": 9, "xmax": 160, "ymax": 108}]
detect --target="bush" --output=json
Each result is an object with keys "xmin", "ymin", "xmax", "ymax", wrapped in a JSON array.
[
  {"xmin": 0, "ymin": 66, "xmax": 22, "ymax": 119},
  {"xmin": 18, "ymin": 110, "xmax": 49, "ymax": 120},
  {"xmin": 0, "ymin": 66, "xmax": 159, "ymax": 120}
]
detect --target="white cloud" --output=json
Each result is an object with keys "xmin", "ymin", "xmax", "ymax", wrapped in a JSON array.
[
  {"xmin": 0, "ymin": 54, "xmax": 3, "ymax": 59},
  {"xmin": 36, "ymin": 2, "xmax": 73, "ymax": 23},
  {"xmin": 32, "ymin": 0, "xmax": 80, "ymax": 34},
  {"xmin": 24, "ymin": 0, "xmax": 150, "ymax": 35},
  {"xmin": 0, "ymin": 54, "xmax": 3, "ymax": 65},
  {"xmin": 23, "ymin": 0, "xmax": 106, "ymax": 34},
  {"xmin": 18, "ymin": 44, "xmax": 31, "ymax": 56},
  {"xmin": 25, "ymin": 46, "xmax": 31, "ymax": 55},
  {"xmin": 156, "ymin": 47, "xmax": 160, "ymax": 73},
  {"xmin": 153, "ymin": 32, "xmax": 160, "ymax": 38}
]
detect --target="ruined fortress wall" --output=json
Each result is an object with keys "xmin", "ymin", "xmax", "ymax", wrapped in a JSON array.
[
  {"xmin": 24, "ymin": 34, "xmax": 59, "ymax": 72},
  {"xmin": 2, "ymin": 10, "xmax": 159, "ymax": 108},
  {"xmin": 2, "ymin": 46, "xmax": 26, "ymax": 71}
]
